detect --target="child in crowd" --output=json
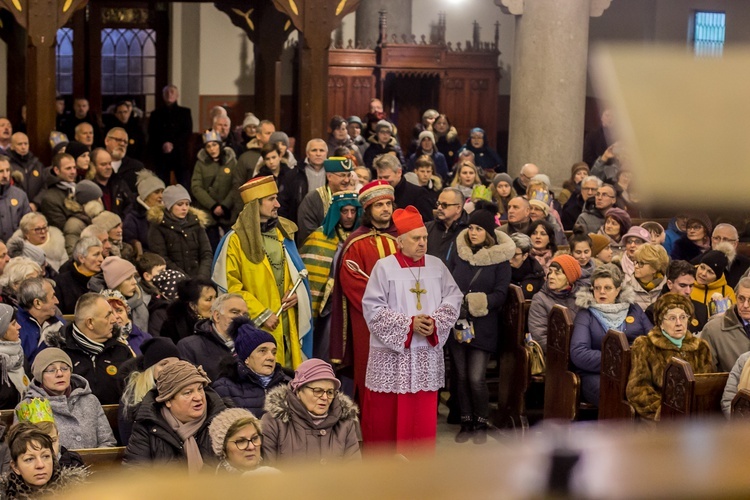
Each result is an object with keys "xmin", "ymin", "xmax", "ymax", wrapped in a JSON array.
[
  {"xmin": 98, "ymin": 256, "xmax": 150, "ymax": 335},
  {"xmin": 641, "ymin": 221, "xmax": 666, "ymax": 246},
  {"xmin": 135, "ymin": 253, "xmax": 170, "ymax": 335}
]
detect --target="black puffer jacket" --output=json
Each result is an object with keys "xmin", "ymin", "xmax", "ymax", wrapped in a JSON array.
[
  {"xmin": 146, "ymin": 205, "xmax": 213, "ymax": 278},
  {"xmin": 177, "ymin": 319, "xmax": 234, "ymax": 382},
  {"xmin": 212, "ymin": 362, "xmax": 290, "ymax": 417},
  {"xmin": 124, "ymin": 387, "xmax": 226, "ymax": 467},
  {"xmin": 511, "ymin": 255, "xmax": 546, "ymax": 299}
]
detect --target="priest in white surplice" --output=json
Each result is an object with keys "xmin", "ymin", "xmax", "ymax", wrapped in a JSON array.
[{"xmin": 361, "ymin": 205, "xmax": 462, "ymax": 454}]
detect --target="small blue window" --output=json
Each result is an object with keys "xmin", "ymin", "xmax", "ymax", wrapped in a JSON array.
[
  {"xmin": 55, "ymin": 28, "xmax": 74, "ymax": 96},
  {"xmin": 693, "ymin": 11, "xmax": 725, "ymax": 57}
]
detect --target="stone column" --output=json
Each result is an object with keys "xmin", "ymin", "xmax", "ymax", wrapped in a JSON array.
[
  {"xmin": 355, "ymin": 0, "xmax": 411, "ymax": 47},
  {"xmin": 499, "ymin": 0, "xmax": 611, "ymax": 183}
]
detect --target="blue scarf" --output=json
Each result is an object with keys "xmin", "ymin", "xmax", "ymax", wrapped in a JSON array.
[{"xmin": 588, "ymin": 302, "xmax": 630, "ymax": 332}]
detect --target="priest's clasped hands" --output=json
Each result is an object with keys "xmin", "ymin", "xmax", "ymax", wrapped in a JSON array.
[{"xmin": 413, "ymin": 314, "xmax": 435, "ymax": 336}]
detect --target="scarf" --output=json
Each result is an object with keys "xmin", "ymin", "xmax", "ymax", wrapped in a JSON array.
[
  {"xmin": 232, "ymin": 203, "xmax": 296, "ymax": 265},
  {"xmin": 71, "ymin": 324, "xmax": 104, "ymax": 356},
  {"xmin": 530, "ymin": 247, "xmax": 553, "ymax": 272},
  {"xmin": 0, "ymin": 339, "xmax": 27, "ymax": 395},
  {"xmin": 160, "ymin": 404, "xmax": 207, "ymax": 475},
  {"xmin": 307, "ymin": 410, "xmax": 328, "ymax": 426},
  {"xmin": 588, "ymin": 301, "xmax": 630, "ymax": 332},
  {"xmin": 661, "ymin": 328, "xmax": 683, "ymax": 349},
  {"xmin": 639, "ymin": 273, "xmax": 664, "ymax": 292},
  {"xmin": 253, "ymin": 370, "xmax": 273, "ymax": 388}
]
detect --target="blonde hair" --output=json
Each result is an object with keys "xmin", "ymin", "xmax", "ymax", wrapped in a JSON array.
[
  {"xmin": 634, "ymin": 243, "xmax": 670, "ymax": 275},
  {"xmin": 450, "ymin": 161, "xmax": 481, "ymax": 188},
  {"xmin": 121, "ymin": 366, "xmax": 156, "ymax": 417}
]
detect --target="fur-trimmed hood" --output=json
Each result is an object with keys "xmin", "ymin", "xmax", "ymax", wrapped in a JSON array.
[
  {"xmin": 2, "ymin": 463, "xmax": 90, "ymax": 499},
  {"xmin": 263, "ymin": 384, "xmax": 359, "ymax": 426},
  {"xmin": 146, "ymin": 204, "xmax": 211, "ymax": 228},
  {"xmin": 455, "ymin": 227, "xmax": 516, "ymax": 266},
  {"xmin": 575, "ymin": 282, "xmax": 638, "ymax": 309}
]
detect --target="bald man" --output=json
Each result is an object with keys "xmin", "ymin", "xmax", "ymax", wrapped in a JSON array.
[
  {"xmin": 0, "ymin": 118, "xmax": 11, "ymax": 154},
  {"xmin": 707, "ymin": 223, "xmax": 750, "ymax": 288},
  {"xmin": 499, "ymin": 196, "xmax": 532, "ymax": 235},
  {"xmin": 8, "ymin": 132, "xmax": 46, "ymax": 209},
  {"xmin": 513, "ymin": 163, "xmax": 539, "ymax": 196},
  {"xmin": 63, "ymin": 98, "xmax": 102, "ymax": 146}
]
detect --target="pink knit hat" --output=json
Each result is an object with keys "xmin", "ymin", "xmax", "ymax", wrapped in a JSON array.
[
  {"xmin": 101, "ymin": 256, "xmax": 136, "ymax": 289},
  {"xmin": 289, "ymin": 359, "xmax": 341, "ymax": 392}
]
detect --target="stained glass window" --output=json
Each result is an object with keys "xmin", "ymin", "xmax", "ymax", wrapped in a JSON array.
[
  {"xmin": 101, "ymin": 28, "xmax": 156, "ymax": 95},
  {"xmin": 56, "ymin": 28, "xmax": 74, "ymax": 96}
]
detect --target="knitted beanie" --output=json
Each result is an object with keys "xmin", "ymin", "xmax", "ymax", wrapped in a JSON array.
[
  {"xmin": 155, "ymin": 360, "xmax": 210, "ymax": 402},
  {"xmin": 550, "ymin": 254, "xmax": 582, "ymax": 284},
  {"xmin": 687, "ymin": 213, "xmax": 713, "ymax": 235},
  {"xmin": 100, "ymin": 289, "xmax": 131, "ymax": 314},
  {"xmin": 700, "ymin": 249, "xmax": 729, "ymax": 279},
  {"xmin": 101, "ymin": 256, "xmax": 136, "ymax": 289},
  {"xmin": 151, "ymin": 269, "xmax": 186, "ymax": 300},
  {"xmin": 289, "ymin": 359, "xmax": 341, "ymax": 393},
  {"xmin": 468, "ymin": 209, "xmax": 498, "ymax": 241},
  {"xmin": 652, "ymin": 293, "xmax": 694, "ymax": 327},
  {"xmin": 589, "ymin": 233, "xmax": 611, "ymax": 257},
  {"xmin": 141, "ymin": 337, "xmax": 181, "ymax": 370},
  {"xmin": 604, "ymin": 207, "xmax": 632, "ymax": 235},
  {"xmin": 492, "ymin": 173, "xmax": 513, "ymax": 189},
  {"xmin": 242, "ymin": 113, "xmax": 260, "ymax": 129},
  {"xmin": 418, "ymin": 130, "xmax": 435, "ymax": 145},
  {"xmin": 31, "ymin": 348, "xmax": 72, "ymax": 382},
  {"xmin": 162, "ymin": 185, "xmax": 191, "ymax": 210},
  {"xmin": 208, "ymin": 408, "xmax": 261, "ymax": 458},
  {"xmin": 234, "ymin": 322, "xmax": 276, "ymax": 363},
  {"xmin": 136, "ymin": 170, "xmax": 166, "ymax": 201},
  {"xmin": 64, "ymin": 141, "xmax": 89, "ymax": 161},
  {"xmin": 75, "ymin": 180, "xmax": 102, "ymax": 205},
  {"xmin": 92, "ymin": 211, "xmax": 122, "ymax": 232},
  {"xmin": 269, "ymin": 131, "xmax": 289, "ymax": 147},
  {"xmin": 0, "ymin": 304, "xmax": 14, "ymax": 340}
]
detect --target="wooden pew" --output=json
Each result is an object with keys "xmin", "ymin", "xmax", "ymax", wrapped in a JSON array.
[
  {"xmin": 77, "ymin": 446, "xmax": 126, "ymax": 472},
  {"xmin": 544, "ymin": 305, "xmax": 597, "ymax": 420},
  {"xmin": 731, "ymin": 389, "xmax": 750, "ymax": 419},
  {"xmin": 598, "ymin": 330, "xmax": 635, "ymax": 421},
  {"xmin": 496, "ymin": 284, "xmax": 529, "ymax": 429},
  {"xmin": 102, "ymin": 404, "xmax": 121, "ymax": 445},
  {"xmin": 0, "ymin": 409, "xmax": 13, "ymax": 429},
  {"xmin": 660, "ymin": 357, "xmax": 728, "ymax": 419}
]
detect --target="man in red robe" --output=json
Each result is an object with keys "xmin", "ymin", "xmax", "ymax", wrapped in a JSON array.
[{"xmin": 329, "ymin": 180, "xmax": 397, "ymax": 411}]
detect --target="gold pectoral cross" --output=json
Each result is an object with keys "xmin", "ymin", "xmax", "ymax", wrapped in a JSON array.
[{"xmin": 410, "ymin": 280, "xmax": 426, "ymax": 310}]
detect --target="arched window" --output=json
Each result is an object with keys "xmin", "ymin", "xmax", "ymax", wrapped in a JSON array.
[
  {"xmin": 56, "ymin": 28, "xmax": 74, "ymax": 96},
  {"xmin": 101, "ymin": 28, "xmax": 157, "ymax": 95}
]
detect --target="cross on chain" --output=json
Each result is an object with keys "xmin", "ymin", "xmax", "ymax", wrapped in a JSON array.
[{"xmin": 410, "ymin": 280, "xmax": 427, "ymax": 311}]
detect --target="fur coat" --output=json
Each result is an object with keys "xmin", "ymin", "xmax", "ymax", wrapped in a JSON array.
[{"xmin": 8, "ymin": 225, "xmax": 67, "ymax": 272}]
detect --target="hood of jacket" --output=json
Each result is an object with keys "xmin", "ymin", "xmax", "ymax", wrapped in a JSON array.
[
  {"xmin": 146, "ymin": 204, "xmax": 210, "ymax": 228},
  {"xmin": 575, "ymin": 282, "xmax": 638, "ymax": 309},
  {"xmin": 197, "ymin": 146, "xmax": 237, "ymax": 165},
  {"xmin": 263, "ymin": 384, "xmax": 358, "ymax": 427},
  {"xmin": 455, "ymin": 228, "xmax": 515, "ymax": 266},
  {"xmin": 26, "ymin": 373, "xmax": 93, "ymax": 401}
]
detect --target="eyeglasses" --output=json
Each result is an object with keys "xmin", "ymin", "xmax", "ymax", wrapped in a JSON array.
[
  {"xmin": 43, "ymin": 366, "xmax": 71, "ymax": 375},
  {"xmin": 633, "ymin": 261, "xmax": 649, "ymax": 268},
  {"xmin": 32, "ymin": 226, "xmax": 48, "ymax": 234},
  {"xmin": 662, "ymin": 314, "xmax": 689, "ymax": 323},
  {"xmin": 712, "ymin": 236, "xmax": 738, "ymax": 244},
  {"xmin": 304, "ymin": 386, "xmax": 337, "ymax": 399},
  {"xmin": 687, "ymin": 224, "xmax": 704, "ymax": 231},
  {"xmin": 436, "ymin": 201, "xmax": 461, "ymax": 210},
  {"xmin": 736, "ymin": 295, "xmax": 750, "ymax": 306},
  {"xmin": 229, "ymin": 435, "xmax": 262, "ymax": 450},
  {"xmin": 624, "ymin": 238, "xmax": 643, "ymax": 246}
]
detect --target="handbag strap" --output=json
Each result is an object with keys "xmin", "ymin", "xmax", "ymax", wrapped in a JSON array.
[{"xmin": 467, "ymin": 268, "xmax": 483, "ymax": 291}]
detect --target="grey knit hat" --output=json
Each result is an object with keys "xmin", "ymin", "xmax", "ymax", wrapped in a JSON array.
[
  {"xmin": 75, "ymin": 180, "xmax": 102, "ymax": 205},
  {"xmin": 136, "ymin": 170, "xmax": 166, "ymax": 201},
  {"xmin": 492, "ymin": 173, "xmax": 513, "ymax": 188},
  {"xmin": 269, "ymin": 131, "xmax": 289, "ymax": 147},
  {"xmin": 162, "ymin": 185, "xmax": 191, "ymax": 211},
  {"xmin": 0, "ymin": 304, "xmax": 14, "ymax": 340},
  {"xmin": 31, "ymin": 348, "xmax": 72, "ymax": 382},
  {"xmin": 208, "ymin": 408, "xmax": 261, "ymax": 458},
  {"xmin": 92, "ymin": 211, "xmax": 122, "ymax": 232}
]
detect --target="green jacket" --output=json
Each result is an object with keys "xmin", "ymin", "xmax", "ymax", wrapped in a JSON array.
[{"xmin": 190, "ymin": 147, "xmax": 238, "ymax": 226}]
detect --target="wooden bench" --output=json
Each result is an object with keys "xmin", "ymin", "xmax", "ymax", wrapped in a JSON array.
[
  {"xmin": 544, "ymin": 305, "xmax": 597, "ymax": 420},
  {"xmin": 495, "ymin": 284, "xmax": 529, "ymax": 429},
  {"xmin": 598, "ymin": 330, "xmax": 636, "ymax": 421},
  {"xmin": 660, "ymin": 357, "xmax": 729, "ymax": 419},
  {"xmin": 102, "ymin": 404, "xmax": 121, "ymax": 445},
  {"xmin": 732, "ymin": 389, "xmax": 750, "ymax": 419},
  {"xmin": 0, "ymin": 409, "xmax": 13, "ymax": 429},
  {"xmin": 77, "ymin": 446, "xmax": 126, "ymax": 472}
]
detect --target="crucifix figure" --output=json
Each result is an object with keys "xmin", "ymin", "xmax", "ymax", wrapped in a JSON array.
[{"xmin": 410, "ymin": 281, "xmax": 426, "ymax": 310}]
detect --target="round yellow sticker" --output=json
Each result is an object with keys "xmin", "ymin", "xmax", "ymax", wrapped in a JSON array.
[
  {"xmin": 106, "ymin": 365, "xmax": 118, "ymax": 376},
  {"xmin": 691, "ymin": 318, "xmax": 699, "ymax": 327},
  {"xmin": 10, "ymin": 199, "xmax": 17, "ymax": 206},
  {"xmin": 224, "ymin": 167, "xmax": 231, "ymax": 174},
  {"xmin": 32, "ymin": 170, "xmax": 39, "ymax": 177},
  {"xmin": 625, "ymin": 316, "xmax": 634, "ymax": 324},
  {"xmin": 526, "ymin": 284, "xmax": 534, "ymax": 293}
]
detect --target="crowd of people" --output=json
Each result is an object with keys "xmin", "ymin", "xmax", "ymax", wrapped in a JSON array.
[{"xmin": 0, "ymin": 90, "xmax": 746, "ymax": 495}]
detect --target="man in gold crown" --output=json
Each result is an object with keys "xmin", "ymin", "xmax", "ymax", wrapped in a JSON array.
[{"xmin": 212, "ymin": 176, "xmax": 312, "ymax": 369}]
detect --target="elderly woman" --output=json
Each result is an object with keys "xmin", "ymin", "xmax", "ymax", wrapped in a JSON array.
[
  {"xmin": 0, "ymin": 304, "xmax": 28, "ymax": 409},
  {"xmin": 672, "ymin": 213, "xmax": 712, "ymax": 262},
  {"xmin": 125, "ymin": 360, "xmax": 227, "ymax": 472},
  {"xmin": 627, "ymin": 294, "xmax": 712, "ymax": 421},
  {"xmin": 9, "ymin": 213, "xmax": 67, "ymax": 272},
  {"xmin": 52, "ymin": 237, "xmax": 103, "ymax": 314},
  {"xmin": 457, "ymin": 127, "xmax": 503, "ymax": 174},
  {"xmin": 528, "ymin": 254, "xmax": 583, "ymax": 353},
  {"xmin": 1, "ymin": 423, "xmax": 89, "ymax": 498},
  {"xmin": 618, "ymin": 226, "xmax": 651, "ymax": 277},
  {"xmin": 0, "ymin": 257, "xmax": 43, "ymax": 307},
  {"xmin": 528, "ymin": 220, "xmax": 557, "ymax": 273},
  {"xmin": 261, "ymin": 359, "xmax": 360, "ymax": 464},
  {"xmin": 571, "ymin": 264, "xmax": 652, "ymax": 405},
  {"xmin": 690, "ymin": 246, "xmax": 736, "ymax": 330},
  {"xmin": 509, "ymin": 232, "xmax": 545, "ymax": 299},
  {"xmin": 625, "ymin": 244, "xmax": 670, "ymax": 311},
  {"xmin": 92, "ymin": 210, "xmax": 133, "ymax": 260},
  {"xmin": 213, "ymin": 319, "xmax": 289, "ymax": 418},
  {"xmin": 448, "ymin": 208, "xmax": 514, "ymax": 443},
  {"xmin": 16, "ymin": 348, "xmax": 116, "ymax": 449},
  {"xmin": 209, "ymin": 408, "xmax": 278, "ymax": 474}
]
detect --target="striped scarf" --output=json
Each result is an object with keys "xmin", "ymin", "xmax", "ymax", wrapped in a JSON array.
[{"xmin": 71, "ymin": 324, "xmax": 105, "ymax": 356}]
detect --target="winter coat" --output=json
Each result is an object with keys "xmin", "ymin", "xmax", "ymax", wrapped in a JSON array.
[
  {"xmin": 1, "ymin": 463, "xmax": 89, "ymax": 499},
  {"xmin": 626, "ymin": 328, "xmax": 712, "ymax": 421},
  {"xmin": 721, "ymin": 350, "xmax": 750, "ymax": 417},
  {"xmin": 212, "ymin": 362, "xmax": 290, "ymax": 417},
  {"xmin": 672, "ymin": 235, "xmax": 708, "ymax": 262},
  {"xmin": 16, "ymin": 375, "xmax": 116, "ymax": 450},
  {"xmin": 624, "ymin": 274, "xmax": 667, "ymax": 312},
  {"xmin": 111, "ymin": 156, "xmax": 145, "ymax": 195},
  {"xmin": 699, "ymin": 305, "xmax": 750, "ymax": 372},
  {"xmin": 8, "ymin": 225, "xmax": 67, "ymax": 272},
  {"xmin": 39, "ymin": 175, "xmax": 76, "ymax": 231},
  {"xmin": 570, "ymin": 285, "xmax": 652, "ymax": 405},
  {"xmin": 406, "ymin": 149, "xmax": 450, "ymax": 181},
  {"xmin": 260, "ymin": 385, "xmax": 361, "ymax": 465},
  {"xmin": 122, "ymin": 200, "xmax": 151, "ymax": 250},
  {"xmin": 574, "ymin": 202, "xmax": 607, "ymax": 234},
  {"xmin": 277, "ymin": 162, "xmax": 312, "ymax": 224},
  {"xmin": 160, "ymin": 301, "xmax": 198, "ymax": 343},
  {"xmin": 528, "ymin": 281, "xmax": 583, "ymax": 353},
  {"xmin": 62, "ymin": 199, "xmax": 103, "ymax": 256},
  {"xmin": 177, "ymin": 319, "xmax": 234, "ymax": 382},
  {"xmin": 124, "ymin": 387, "xmax": 226, "ymax": 467},
  {"xmin": 8, "ymin": 150, "xmax": 47, "ymax": 206},
  {"xmin": 125, "ymin": 323, "xmax": 152, "ymax": 355},
  {"xmin": 448, "ymin": 228, "xmax": 515, "ymax": 352},
  {"xmin": 663, "ymin": 218, "xmax": 685, "ymax": 258},
  {"xmin": 561, "ymin": 191, "xmax": 586, "ymax": 231},
  {"xmin": 191, "ymin": 147, "xmax": 238, "ymax": 226},
  {"xmin": 511, "ymin": 256, "xmax": 546, "ymax": 299},
  {"xmin": 0, "ymin": 185, "xmax": 31, "ymax": 243},
  {"xmin": 394, "ymin": 176, "xmax": 434, "ymax": 223},
  {"xmin": 362, "ymin": 137, "xmax": 406, "ymax": 170},
  {"xmin": 146, "ymin": 205, "xmax": 213, "ymax": 278},
  {"xmin": 39, "ymin": 322, "xmax": 135, "ymax": 404},
  {"xmin": 97, "ymin": 177, "xmax": 133, "ymax": 218},
  {"xmin": 457, "ymin": 132, "xmax": 504, "ymax": 173},
  {"xmin": 16, "ymin": 307, "xmax": 64, "ymax": 360},
  {"xmin": 425, "ymin": 211, "xmax": 469, "ymax": 265},
  {"xmin": 53, "ymin": 263, "xmax": 95, "ymax": 315},
  {"xmin": 690, "ymin": 275, "xmax": 736, "ymax": 331}
]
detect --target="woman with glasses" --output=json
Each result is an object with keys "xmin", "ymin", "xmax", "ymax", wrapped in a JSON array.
[
  {"xmin": 624, "ymin": 244, "xmax": 670, "ymax": 311},
  {"xmin": 17, "ymin": 348, "xmax": 116, "ymax": 449},
  {"xmin": 209, "ymin": 408, "xmax": 277, "ymax": 474},
  {"xmin": 260, "ymin": 359, "xmax": 361, "ymax": 464},
  {"xmin": 617, "ymin": 226, "xmax": 651, "ymax": 278},
  {"xmin": 627, "ymin": 293, "xmax": 711, "ymax": 421},
  {"xmin": 672, "ymin": 213, "xmax": 712, "ymax": 262},
  {"xmin": 571, "ymin": 264, "xmax": 652, "ymax": 405},
  {"xmin": 8, "ymin": 212, "xmax": 67, "ymax": 273}
]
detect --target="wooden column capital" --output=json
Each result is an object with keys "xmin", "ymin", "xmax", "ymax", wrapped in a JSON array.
[{"xmin": 0, "ymin": 0, "xmax": 88, "ymax": 45}]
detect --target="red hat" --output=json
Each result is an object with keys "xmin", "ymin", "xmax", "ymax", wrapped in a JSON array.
[{"xmin": 392, "ymin": 205, "xmax": 425, "ymax": 236}]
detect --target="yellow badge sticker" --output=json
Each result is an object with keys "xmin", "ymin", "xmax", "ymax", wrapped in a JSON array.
[
  {"xmin": 526, "ymin": 284, "xmax": 534, "ymax": 293},
  {"xmin": 10, "ymin": 199, "xmax": 17, "ymax": 206},
  {"xmin": 32, "ymin": 170, "xmax": 39, "ymax": 177},
  {"xmin": 625, "ymin": 316, "xmax": 635, "ymax": 324},
  {"xmin": 224, "ymin": 167, "xmax": 231, "ymax": 174},
  {"xmin": 129, "ymin": 139, "xmax": 135, "ymax": 145},
  {"xmin": 106, "ymin": 365, "xmax": 118, "ymax": 376},
  {"xmin": 691, "ymin": 318, "xmax": 699, "ymax": 327},
  {"xmin": 22, "ymin": 375, "xmax": 28, "ymax": 386}
]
